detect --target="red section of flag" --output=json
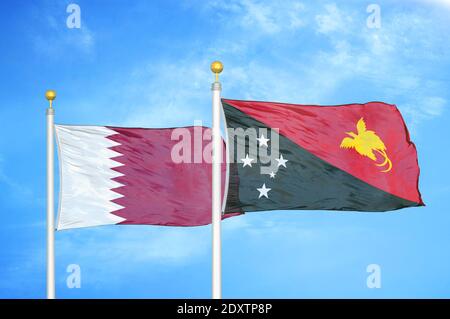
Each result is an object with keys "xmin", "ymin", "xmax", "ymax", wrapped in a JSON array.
[
  {"xmin": 223, "ymin": 99, "xmax": 422, "ymax": 204},
  {"xmin": 106, "ymin": 126, "xmax": 238, "ymax": 226}
]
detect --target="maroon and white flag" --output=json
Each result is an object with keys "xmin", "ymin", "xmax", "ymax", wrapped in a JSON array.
[{"xmin": 55, "ymin": 125, "xmax": 235, "ymax": 230}]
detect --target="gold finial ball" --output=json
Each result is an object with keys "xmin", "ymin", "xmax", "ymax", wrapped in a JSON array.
[
  {"xmin": 210, "ymin": 61, "xmax": 223, "ymax": 74},
  {"xmin": 45, "ymin": 90, "xmax": 56, "ymax": 101}
]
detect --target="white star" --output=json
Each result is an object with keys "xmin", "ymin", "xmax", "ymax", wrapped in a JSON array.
[
  {"xmin": 241, "ymin": 154, "xmax": 254, "ymax": 167},
  {"xmin": 269, "ymin": 172, "xmax": 276, "ymax": 178},
  {"xmin": 257, "ymin": 183, "xmax": 271, "ymax": 199},
  {"xmin": 257, "ymin": 134, "xmax": 270, "ymax": 147},
  {"xmin": 276, "ymin": 154, "xmax": 288, "ymax": 168}
]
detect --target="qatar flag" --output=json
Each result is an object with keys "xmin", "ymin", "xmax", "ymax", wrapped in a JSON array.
[{"xmin": 55, "ymin": 125, "xmax": 237, "ymax": 230}]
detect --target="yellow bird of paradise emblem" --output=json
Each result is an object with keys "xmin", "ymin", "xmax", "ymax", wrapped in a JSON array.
[{"xmin": 340, "ymin": 117, "xmax": 392, "ymax": 173}]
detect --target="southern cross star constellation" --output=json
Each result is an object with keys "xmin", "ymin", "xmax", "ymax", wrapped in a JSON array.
[{"xmin": 239, "ymin": 131, "xmax": 287, "ymax": 199}]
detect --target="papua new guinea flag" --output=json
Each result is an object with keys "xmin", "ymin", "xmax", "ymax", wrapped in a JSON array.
[
  {"xmin": 55, "ymin": 125, "xmax": 238, "ymax": 230},
  {"xmin": 222, "ymin": 99, "xmax": 424, "ymax": 214}
]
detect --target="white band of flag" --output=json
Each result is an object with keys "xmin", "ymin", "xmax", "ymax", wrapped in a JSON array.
[{"xmin": 55, "ymin": 125, "xmax": 126, "ymax": 230}]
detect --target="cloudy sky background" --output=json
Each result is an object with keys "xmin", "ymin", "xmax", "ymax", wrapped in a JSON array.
[{"xmin": 0, "ymin": 0, "xmax": 450, "ymax": 298}]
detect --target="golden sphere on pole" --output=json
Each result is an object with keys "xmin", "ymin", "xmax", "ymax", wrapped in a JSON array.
[
  {"xmin": 45, "ymin": 90, "xmax": 57, "ymax": 101},
  {"xmin": 210, "ymin": 61, "xmax": 223, "ymax": 75},
  {"xmin": 45, "ymin": 90, "xmax": 56, "ymax": 109}
]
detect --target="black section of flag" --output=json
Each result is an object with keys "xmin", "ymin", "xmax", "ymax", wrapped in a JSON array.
[{"xmin": 223, "ymin": 101, "xmax": 419, "ymax": 213}]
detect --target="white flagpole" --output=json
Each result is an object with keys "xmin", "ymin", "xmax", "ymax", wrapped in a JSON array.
[
  {"xmin": 211, "ymin": 61, "xmax": 223, "ymax": 299},
  {"xmin": 45, "ymin": 90, "xmax": 56, "ymax": 299}
]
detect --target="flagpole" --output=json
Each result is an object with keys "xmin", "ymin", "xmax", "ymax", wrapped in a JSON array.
[
  {"xmin": 211, "ymin": 61, "xmax": 223, "ymax": 299},
  {"xmin": 45, "ymin": 90, "xmax": 56, "ymax": 299}
]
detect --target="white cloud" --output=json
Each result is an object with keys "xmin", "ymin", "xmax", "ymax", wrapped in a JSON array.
[
  {"xmin": 33, "ymin": 25, "xmax": 94, "ymax": 57},
  {"xmin": 55, "ymin": 215, "xmax": 252, "ymax": 266},
  {"xmin": 419, "ymin": 0, "xmax": 450, "ymax": 8},
  {"xmin": 205, "ymin": 0, "xmax": 306, "ymax": 34},
  {"xmin": 310, "ymin": 4, "xmax": 448, "ymax": 129},
  {"xmin": 424, "ymin": 97, "xmax": 447, "ymax": 116},
  {"xmin": 0, "ymin": 156, "xmax": 42, "ymax": 207},
  {"xmin": 315, "ymin": 3, "xmax": 351, "ymax": 34},
  {"xmin": 240, "ymin": 0, "xmax": 305, "ymax": 33},
  {"xmin": 56, "ymin": 226, "xmax": 210, "ymax": 265},
  {"xmin": 117, "ymin": 59, "xmax": 213, "ymax": 128},
  {"xmin": 30, "ymin": 4, "xmax": 95, "ymax": 57},
  {"xmin": 403, "ymin": 96, "xmax": 447, "ymax": 129}
]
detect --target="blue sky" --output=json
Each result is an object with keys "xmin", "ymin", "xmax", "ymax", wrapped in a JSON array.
[{"xmin": 0, "ymin": 0, "xmax": 450, "ymax": 298}]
